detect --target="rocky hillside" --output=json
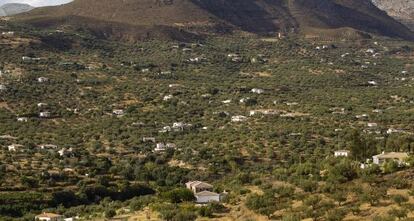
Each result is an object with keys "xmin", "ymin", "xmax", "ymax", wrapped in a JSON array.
[
  {"xmin": 372, "ymin": 0, "xmax": 414, "ymax": 31},
  {"xmin": 14, "ymin": 0, "xmax": 414, "ymax": 41},
  {"xmin": 0, "ymin": 3, "xmax": 34, "ymax": 16}
]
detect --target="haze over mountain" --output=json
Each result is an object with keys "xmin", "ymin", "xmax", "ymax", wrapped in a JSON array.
[
  {"xmin": 372, "ymin": 0, "xmax": 414, "ymax": 31},
  {"xmin": 15, "ymin": 0, "xmax": 414, "ymax": 41},
  {"xmin": 0, "ymin": 3, "xmax": 33, "ymax": 16}
]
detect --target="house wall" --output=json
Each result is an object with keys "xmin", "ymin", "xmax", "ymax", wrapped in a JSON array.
[{"xmin": 196, "ymin": 195, "xmax": 220, "ymax": 204}]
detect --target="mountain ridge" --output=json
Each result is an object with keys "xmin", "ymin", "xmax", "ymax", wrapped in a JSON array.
[
  {"xmin": 14, "ymin": 0, "xmax": 414, "ymax": 41},
  {"xmin": 371, "ymin": 0, "xmax": 414, "ymax": 31},
  {"xmin": 0, "ymin": 3, "xmax": 34, "ymax": 16}
]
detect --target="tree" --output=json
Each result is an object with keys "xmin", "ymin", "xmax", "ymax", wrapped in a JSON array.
[
  {"xmin": 163, "ymin": 188, "xmax": 195, "ymax": 203},
  {"xmin": 52, "ymin": 190, "xmax": 79, "ymax": 207}
]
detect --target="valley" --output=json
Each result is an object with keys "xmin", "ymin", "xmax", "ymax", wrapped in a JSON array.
[{"xmin": 0, "ymin": 1, "xmax": 414, "ymax": 221}]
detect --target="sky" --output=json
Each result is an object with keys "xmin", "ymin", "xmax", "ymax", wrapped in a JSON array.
[{"xmin": 0, "ymin": 0, "xmax": 72, "ymax": 7}]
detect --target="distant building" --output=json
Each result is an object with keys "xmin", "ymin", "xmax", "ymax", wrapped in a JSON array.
[
  {"xmin": 186, "ymin": 181, "xmax": 213, "ymax": 193},
  {"xmin": 367, "ymin": 123, "xmax": 378, "ymax": 128},
  {"xmin": 154, "ymin": 143, "xmax": 175, "ymax": 152},
  {"xmin": 231, "ymin": 115, "xmax": 247, "ymax": 122},
  {"xmin": 112, "ymin": 109, "xmax": 124, "ymax": 116},
  {"xmin": 163, "ymin": 95, "xmax": 173, "ymax": 101},
  {"xmin": 37, "ymin": 103, "xmax": 48, "ymax": 108},
  {"xmin": 39, "ymin": 112, "xmax": 51, "ymax": 118},
  {"xmin": 186, "ymin": 181, "xmax": 221, "ymax": 204},
  {"xmin": 17, "ymin": 117, "xmax": 28, "ymax": 122},
  {"xmin": 372, "ymin": 152, "xmax": 409, "ymax": 165},
  {"xmin": 142, "ymin": 137, "xmax": 156, "ymax": 143},
  {"xmin": 334, "ymin": 150, "xmax": 350, "ymax": 157},
  {"xmin": 37, "ymin": 77, "xmax": 49, "ymax": 83},
  {"xmin": 251, "ymin": 88, "xmax": 264, "ymax": 94},
  {"xmin": 8, "ymin": 144, "xmax": 23, "ymax": 152},
  {"xmin": 367, "ymin": 81, "xmax": 377, "ymax": 86},
  {"xmin": 35, "ymin": 212, "xmax": 64, "ymax": 221},
  {"xmin": 386, "ymin": 128, "xmax": 405, "ymax": 134},
  {"xmin": 39, "ymin": 144, "xmax": 58, "ymax": 150},
  {"xmin": 194, "ymin": 191, "xmax": 221, "ymax": 204}
]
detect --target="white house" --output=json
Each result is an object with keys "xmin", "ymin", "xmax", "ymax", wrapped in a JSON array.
[
  {"xmin": 142, "ymin": 137, "xmax": 156, "ymax": 143},
  {"xmin": 35, "ymin": 212, "xmax": 64, "ymax": 221},
  {"xmin": 222, "ymin": 99, "xmax": 231, "ymax": 104},
  {"xmin": 386, "ymin": 128, "xmax": 405, "ymax": 134},
  {"xmin": 367, "ymin": 123, "xmax": 378, "ymax": 128},
  {"xmin": 231, "ymin": 115, "xmax": 247, "ymax": 122},
  {"xmin": 372, "ymin": 152, "xmax": 409, "ymax": 165},
  {"xmin": 39, "ymin": 112, "xmax": 51, "ymax": 118},
  {"xmin": 58, "ymin": 148, "xmax": 73, "ymax": 157},
  {"xmin": 334, "ymin": 150, "xmax": 350, "ymax": 157},
  {"xmin": 37, "ymin": 77, "xmax": 49, "ymax": 83},
  {"xmin": 163, "ymin": 95, "xmax": 173, "ymax": 101},
  {"xmin": 8, "ymin": 144, "xmax": 23, "ymax": 152},
  {"xmin": 39, "ymin": 144, "xmax": 58, "ymax": 150},
  {"xmin": 251, "ymin": 88, "xmax": 264, "ymax": 94},
  {"xmin": 154, "ymin": 143, "xmax": 176, "ymax": 152},
  {"xmin": 112, "ymin": 109, "xmax": 124, "ymax": 116},
  {"xmin": 368, "ymin": 81, "xmax": 378, "ymax": 86},
  {"xmin": 195, "ymin": 191, "xmax": 221, "ymax": 204},
  {"xmin": 17, "ymin": 117, "xmax": 28, "ymax": 122},
  {"xmin": 37, "ymin": 103, "xmax": 48, "ymax": 108},
  {"xmin": 185, "ymin": 181, "xmax": 214, "ymax": 193}
]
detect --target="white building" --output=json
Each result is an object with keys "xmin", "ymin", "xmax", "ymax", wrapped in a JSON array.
[
  {"xmin": 142, "ymin": 137, "xmax": 156, "ymax": 142},
  {"xmin": 372, "ymin": 152, "xmax": 409, "ymax": 165},
  {"xmin": 37, "ymin": 103, "xmax": 48, "ymax": 108},
  {"xmin": 367, "ymin": 81, "xmax": 377, "ymax": 86},
  {"xmin": 367, "ymin": 123, "xmax": 378, "ymax": 128},
  {"xmin": 112, "ymin": 109, "xmax": 124, "ymax": 116},
  {"xmin": 186, "ymin": 181, "xmax": 214, "ymax": 193},
  {"xmin": 58, "ymin": 148, "xmax": 73, "ymax": 157},
  {"xmin": 231, "ymin": 115, "xmax": 247, "ymax": 122},
  {"xmin": 163, "ymin": 95, "xmax": 173, "ymax": 101},
  {"xmin": 154, "ymin": 143, "xmax": 176, "ymax": 152},
  {"xmin": 195, "ymin": 191, "xmax": 221, "ymax": 204},
  {"xmin": 17, "ymin": 117, "xmax": 28, "ymax": 122},
  {"xmin": 37, "ymin": 77, "xmax": 49, "ymax": 83},
  {"xmin": 386, "ymin": 128, "xmax": 405, "ymax": 134},
  {"xmin": 35, "ymin": 213, "xmax": 64, "ymax": 221},
  {"xmin": 334, "ymin": 150, "xmax": 350, "ymax": 157},
  {"xmin": 39, "ymin": 112, "xmax": 51, "ymax": 118},
  {"xmin": 251, "ymin": 88, "xmax": 264, "ymax": 94},
  {"xmin": 39, "ymin": 144, "xmax": 58, "ymax": 149},
  {"xmin": 8, "ymin": 144, "xmax": 23, "ymax": 152}
]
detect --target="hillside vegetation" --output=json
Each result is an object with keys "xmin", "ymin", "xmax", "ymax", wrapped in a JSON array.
[{"xmin": 1, "ymin": 17, "xmax": 414, "ymax": 220}]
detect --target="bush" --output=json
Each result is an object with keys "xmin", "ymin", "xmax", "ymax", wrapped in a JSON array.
[
  {"xmin": 105, "ymin": 208, "xmax": 116, "ymax": 218},
  {"xmin": 391, "ymin": 194, "xmax": 408, "ymax": 206},
  {"xmin": 387, "ymin": 208, "xmax": 408, "ymax": 220},
  {"xmin": 325, "ymin": 208, "xmax": 347, "ymax": 221}
]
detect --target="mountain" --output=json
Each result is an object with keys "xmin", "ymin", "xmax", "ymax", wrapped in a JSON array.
[
  {"xmin": 15, "ymin": 0, "xmax": 414, "ymax": 41},
  {"xmin": 371, "ymin": 0, "xmax": 414, "ymax": 31},
  {"xmin": 0, "ymin": 3, "xmax": 34, "ymax": 16}
]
